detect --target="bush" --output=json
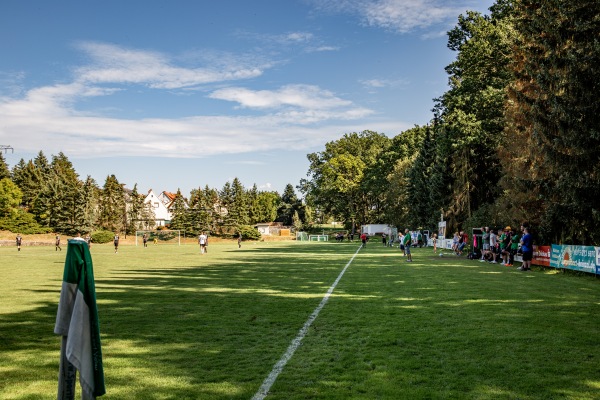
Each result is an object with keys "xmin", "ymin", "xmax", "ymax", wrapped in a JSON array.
[
  {"xmin": 0, "ymin": 210, "xmax": 52, "ymax": 234},
  {"xmin": 237, "ymin": 225, "xmax": 261, "ymax": 240},
  {"xmin": 91, "ymin": 230, "xmax": 116, "ymax": 244}
]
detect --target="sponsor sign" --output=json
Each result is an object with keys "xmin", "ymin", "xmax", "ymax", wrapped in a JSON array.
[
  {"xmin": 438, "ymin": 221, "xmax": 446, "ymax": 240},
  {"xmin": 532, "ymin": 245, "xmax": 551, "ymax": 267},
  {"xmin": 550, "ymin": 245, "xmax": 597, "ymax": 274}
]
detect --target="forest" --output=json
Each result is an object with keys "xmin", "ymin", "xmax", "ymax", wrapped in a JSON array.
[
  {"xmin": 300, "ymin": 0, "xmax": 600, "ymax": 245},
  {"xmin": 1, "ymin": 0, "xmax": 599, "ymax": 245}
]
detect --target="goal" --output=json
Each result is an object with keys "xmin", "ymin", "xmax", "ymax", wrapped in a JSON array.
[
  {"xmin": 309, "ymin": 234, "xmax": 329, "ymax": 242},
  {"xmin": 135, "ymin": 230, "xmax": 182, "ymax": 246},
  {"xmin": 296, "ymin": 232, "xmax": 309, "ymax": 241}
]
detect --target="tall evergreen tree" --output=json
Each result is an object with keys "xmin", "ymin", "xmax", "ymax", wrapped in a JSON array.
[
  {"xmin": 247, "ymin": 184, "xmax": 260, "ymax": 224},
  {"xmin": 126, "ymin": 184, "xmax": 154, "ymax": 234},
  {"xmin": 13, "ymin": 160, "xmax": 43, "ymax": 209},
  {"xmin": 169, "ymin": 189, "xmax": 190, "ymax": 232},
  {"xmin": 228, "ymin": 178, "xmax": 249, "ymax": 227},
  {"xmin": 0, "ymin": 153, "xmax": 10, "ymax": 181},
  {"xmin": 505, "ymin": 0, "xmax": 600, "ymax": 244},
  {"xmin": 97, "ymin": 175, "xmax": 126, "ymax": 232}
]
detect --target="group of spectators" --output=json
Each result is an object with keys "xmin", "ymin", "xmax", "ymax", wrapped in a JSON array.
[{"xmin": 453, "ymin": 224, "xmax": 533, "ymax": 271}]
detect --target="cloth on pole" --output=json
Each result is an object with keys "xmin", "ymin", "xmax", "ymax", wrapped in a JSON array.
[{"xmin": 55, "ymin": 239, "xmax": 105, "ymax": 399}]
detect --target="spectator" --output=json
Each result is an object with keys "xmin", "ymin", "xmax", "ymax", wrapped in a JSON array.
[
  {"xmin": 489, "ymin": 229, "xmax": 498, "ymax": 263},
  {"xmin": 508, "ymin": 228, "xmax": 520, "ymax": 266},
  {"xmin": 518, "ymin": 227, "xmax": 533, "ymax": 271},
  {"xmin": 403, "ymin": 229, "xmax": 413, "ymax": 262},
  {"xmin": 452, "ymin": 232, "xmax": 459, "ymax": 253},
  {"xmin": 432, "ymin": 233, "xmax": 438, "ymax": 253},
  {"xmin": 480, "ymin": 227, "xmax": 490, "ymax": 262},
  {"xmin": 499, "ymin": 227, "xmax": 511, "ymax": 265},
  {"xmin": 457, "ymin": 231, "xmax": 468, "ymax": 256}
]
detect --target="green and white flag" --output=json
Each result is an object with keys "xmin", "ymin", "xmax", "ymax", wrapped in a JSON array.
[{"xmin": 55, "ymin": 239, "xmax": 105, "ymax": 399}]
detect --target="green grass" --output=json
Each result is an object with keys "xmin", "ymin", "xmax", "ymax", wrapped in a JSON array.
[{"xmin": 1, "ymin": 241, "xmax": 599, "ymax": 399}]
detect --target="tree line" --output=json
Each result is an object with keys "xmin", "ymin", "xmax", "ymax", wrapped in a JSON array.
[
  {"xmin": 0, "ymin": 151, "xmax": 309, "ymax": 237},
  {"xmin": 2, "ymin": 0, "xmax": 598, "ymax": 245},
  {"xmin": 300, "ymin": 0, "xmax": 600, "ymax": 245}
]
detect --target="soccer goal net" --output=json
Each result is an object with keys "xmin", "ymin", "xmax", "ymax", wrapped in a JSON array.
[
  {"xmin": 135, "ymin": 230, "xmax": 182, "ymax": 246},
  {"xmin": 296, "ymin": 232, "xmax": 309, "ymax": 241},
  {"xmin": 309, "ymin": 234, "xmax": 329, "ymax": 242}
]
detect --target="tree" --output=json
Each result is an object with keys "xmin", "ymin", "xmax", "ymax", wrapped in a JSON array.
[
  {"xmin": 97, "ymin": 175, "xmax": 126, "ymax": 233},
  {"xmin": 169, "ymin": 189, "xmax": 190, "ymax": 232},
  {"xmin": 504, "ymin": 0, "xmax": 600, "ymax": 244},
  {"xmin": 0, "ymin": 153, "xmax": 10, "ymax": 181},
  {"xmin": 126, "ymin": 184, "xmax": 154, "ymax": 234},
  {"xmin": 255, "ymin": 191, "xmax": 280, "ymax": 223},
  {"xmin": 433, "ymin": 5, "xmax": 513, "ymax": 229},
  {"xmin": 12, "ymin": 160, "xmax": 43, "ymax": 209},
  {"xmin": 301, "ymin": 131, "xmax": 392, "ymax": 227},
  {"xmin": 0, "ymin": 178, "xmax": 22, "ymax": 217},
  {"xmin": 189, "ymin": 185, "xmax": 219, "ymax": 235},
  {"xmin": 228, "ymin": 178, "xmax": 249, "ymax": 227}
]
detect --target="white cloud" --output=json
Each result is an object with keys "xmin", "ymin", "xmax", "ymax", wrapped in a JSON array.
[
  {"xmin": 360, "ymin": 78, "xmax": 409, "ymax": 89},
  {"xmin": 209, "ymin": 84, "xmax": 355, "ymax": 110},
  {"xmin": 75, "ymin": 42, "xmax": 264, "ymax": 89},
  {"xmin": 310, "ymin": 0, "xmax": 473, "ymax": 33},
  {"xmin": 0, "ymin": 42, "xmax": 402, "ymax": 160}
]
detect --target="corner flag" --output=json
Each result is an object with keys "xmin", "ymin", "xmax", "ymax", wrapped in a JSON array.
[{"xmin": 55, "ymin": 239, "xmax": 105, "ymax": 399}]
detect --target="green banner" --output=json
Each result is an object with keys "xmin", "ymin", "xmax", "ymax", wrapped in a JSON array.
[{"xmin": 550, "ymin": 245, "xmax": 598, "ymax": 274}]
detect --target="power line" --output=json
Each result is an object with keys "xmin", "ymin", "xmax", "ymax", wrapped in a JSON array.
[{"xmin": 0, "ymin": 145, "xmax": 14, "ymax": 153}]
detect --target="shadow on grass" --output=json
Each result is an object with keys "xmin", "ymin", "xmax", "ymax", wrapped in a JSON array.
[{"xmin": 1, "ymin": 243, "xmax": 599, "ymax": 399}]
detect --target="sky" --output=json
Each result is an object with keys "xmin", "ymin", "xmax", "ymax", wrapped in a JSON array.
[{"xmin": 0, "ymin": 0, "xmax": 495, "ymax": 197}]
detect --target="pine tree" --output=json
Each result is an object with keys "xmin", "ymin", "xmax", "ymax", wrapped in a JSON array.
[
  {"xmin": 98, "ymin": 175, "xmax": 126, "ymax": 232},
  {"xmin": 228, "ymin": 178, "xmax": 249, "ymax": 227},
  {"xmin": 169, "ymin": 189, "xmax": 190, "ymax": 232},
  {"xmin": 505, "ymin": 0, "xmax": 600, "ymax": 244},
  {"xmin": 0, "ymin": 153, "xmax": 10, "ymax": 181}
]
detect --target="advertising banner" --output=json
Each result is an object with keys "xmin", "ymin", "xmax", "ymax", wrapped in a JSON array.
[
  {"xmin": 532, "ymin": 245, "xmax": 551, "ymax": 267},
  {"xmin": 438, "ymin": 221, "xmax": 446, "ymax": 240},
  {"xmin": 550, "ymin": 245, "xmax": 597, "ymax": 274},
  {"xmin": 597, "ymin": 247, "xmax": 600, "ymax": 275}
]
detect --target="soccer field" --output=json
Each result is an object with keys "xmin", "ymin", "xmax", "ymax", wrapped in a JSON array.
[{"xmin": 1, "ymin": 241, "xmax": 599, "ymax": 399}]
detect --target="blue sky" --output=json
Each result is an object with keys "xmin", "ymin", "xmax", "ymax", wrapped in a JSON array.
[{"xmin": 0, "ymin": 0, "xmax": 494, "ymax": 197}]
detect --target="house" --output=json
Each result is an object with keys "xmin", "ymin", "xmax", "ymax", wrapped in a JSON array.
[
  {"xmin": 255, "ymin": 222, "xmax": 283, "ymax": 236},
  {"xmin": 158, "ymin": 191, "xmax": 178, "ymax": 208},
  {"xmin": 144, "ymin": 189, "xmax": 172, "ymax": 227}
]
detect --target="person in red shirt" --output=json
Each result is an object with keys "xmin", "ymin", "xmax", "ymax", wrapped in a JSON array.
[{"xmin": 360, "ymin": 233, "xmax": 367, "ymax": 248}]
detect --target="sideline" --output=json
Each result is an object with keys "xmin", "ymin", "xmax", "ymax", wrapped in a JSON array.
[{"xmin": 251, "ymin": 245, "xmax": 363, "ymax": 400}]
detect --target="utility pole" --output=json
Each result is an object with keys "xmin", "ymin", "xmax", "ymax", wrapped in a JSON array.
[{"xmin": 0, "ymin": 145, "xmax": 14, "ymax": 153}]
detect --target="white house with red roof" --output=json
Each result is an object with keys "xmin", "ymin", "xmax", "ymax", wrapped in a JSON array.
[{"xmin": 144, "ymin": 189, "xmax": 172, "ymax": 227}]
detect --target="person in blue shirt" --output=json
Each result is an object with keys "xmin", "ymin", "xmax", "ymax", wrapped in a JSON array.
[{"xmin": 518, "ymin": 227, "xmax": 533, "ymax": 271}]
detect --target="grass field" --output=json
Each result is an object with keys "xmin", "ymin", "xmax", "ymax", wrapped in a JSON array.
[{"xmin": 1, "ymin": 240, "xmax": 599, "ymax": 399}]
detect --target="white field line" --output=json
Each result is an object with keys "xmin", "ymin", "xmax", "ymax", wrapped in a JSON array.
[{"xmin": 251, "ymin": 245, "xmax": 362, "ymax": 400}]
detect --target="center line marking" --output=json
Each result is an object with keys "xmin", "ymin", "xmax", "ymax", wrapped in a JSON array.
[{"xmin": 251, "ymin": 246, "xmax": 362, "ymax": 400}]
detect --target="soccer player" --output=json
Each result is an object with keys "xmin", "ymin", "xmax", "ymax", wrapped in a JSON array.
[
  {"xmin": 114, "ymin": 234, "xmax": 119, "ymax": 253},
  {"xmin": 16, "ymin": 234, "xmax": 22, "ymax": 251},
  {"xmin": 199, "ymin": 232, "xmax": 208, "ymax": 254},
  {"xmin": 55, "ymin": 234, "xmax": 62, "ymax": 251}
]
